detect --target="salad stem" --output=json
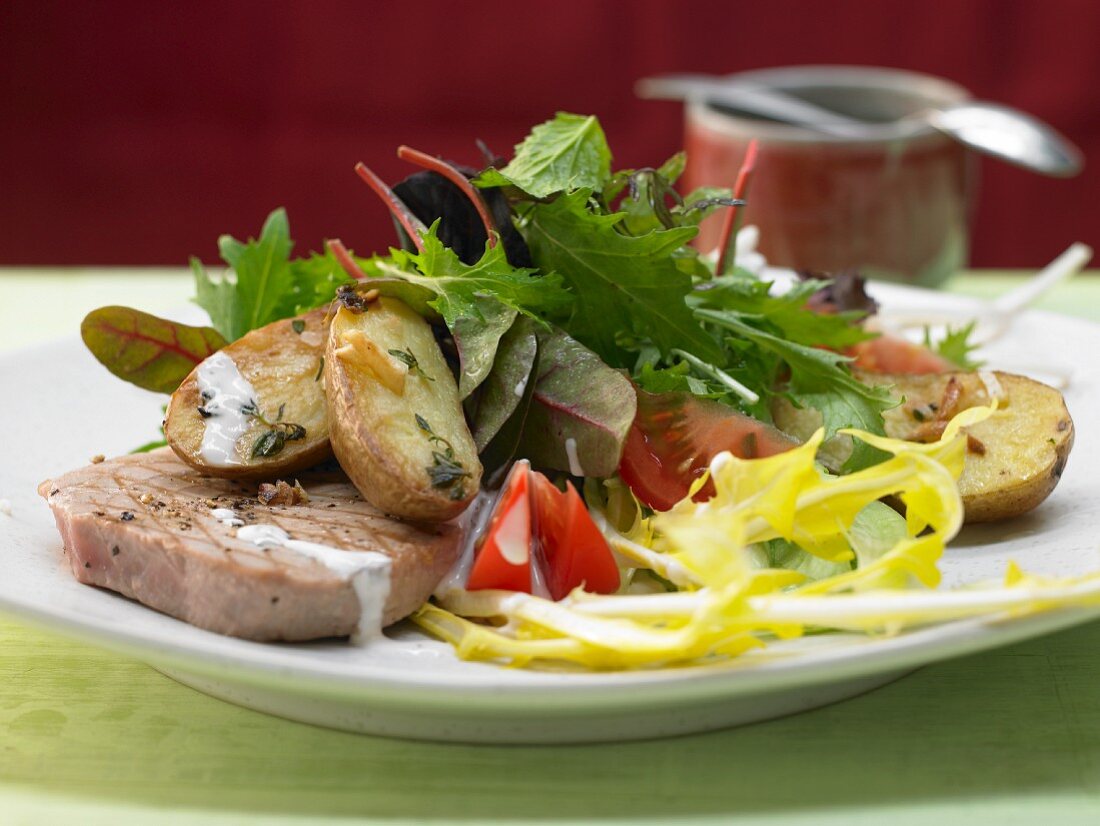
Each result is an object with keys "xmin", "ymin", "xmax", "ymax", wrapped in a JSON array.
[
  {"xmin": 354, "ymin": 162, "xmax": 428, "ymax": 251},
  {"xmin": 670, "ymin": 348, "xmax": 760, "ymax": 405},
  {"xmin": 397, "ymin": 146, "xmax": 499, "ymax": 248},
  {"xmin": 326, "ymin": 239, "xmax": 370, "ymax": 281},
  {"xmin": 714, "ymin": 139, "xmax": 759, "ymax": 276}
]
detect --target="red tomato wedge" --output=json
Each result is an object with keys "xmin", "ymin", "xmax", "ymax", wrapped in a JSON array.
[
  {"xmin": 847, "ymin": 334, "xmax": 952, "ymax": 375},
  {"xmin": 466, "ymin": 462, "xmax": 620, "ymax": 599},
  {"xmin": 618, "ymin": 388, "xmax": 799, "ymax": 512},
  {"xmin": 530, "ymin": 474, "xmax": 621, "ymax": 600},
  {"xmin": 465, "ymin": 463, "xmax": 532, "ymax": 593}
]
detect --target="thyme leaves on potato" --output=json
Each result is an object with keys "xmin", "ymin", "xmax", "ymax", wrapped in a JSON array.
[
  {"xmin": 415, "ymin": 414, "xmax": 470, "ymax": 498},
  {"xmin": 239, "ymin": 400, "xmax": 307, "ymax": 458},
  {"xmin": 388, "ymin": 347, "xmax": 434, "ymax": 381}
]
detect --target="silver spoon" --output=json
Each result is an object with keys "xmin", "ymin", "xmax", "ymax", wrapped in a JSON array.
[{"xmin": 637, "ymin": 74, "xmax": 1084, "ymax": 178}]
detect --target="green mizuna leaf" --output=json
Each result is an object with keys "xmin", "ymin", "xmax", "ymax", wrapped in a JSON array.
[
  {"xmin": 376, "ymin": 222, "xmax": 570, "ymax": 397},
  {"xmin": 522, "ymin": 189, "xmax": 724, "ymax": 368},
  {"xmin": 81, "ymin": 306, "xmax": 227, "ymax": 394},
  {"xmin": 691, "ymin": 275, "xmax": 872, "ymax": 350},
  {"xmin": 925, "ymin": 321, "xmax": 984, "ymax": 370},
  {"xmin": 475, "ymin": 112, "xmax": 612, "ymax": 198},
  {"xmin": 696, "ymin": 309, "xmax": 898, "ymax": 472},
  {"xmin": 384, "ymin": 222, "xmax": 571, "ymax": 325}
]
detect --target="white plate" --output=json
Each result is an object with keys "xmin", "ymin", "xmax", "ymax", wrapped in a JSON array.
[{"xmin": 1, "ymin": 283, "xmax": 1098, "ymax": 744}]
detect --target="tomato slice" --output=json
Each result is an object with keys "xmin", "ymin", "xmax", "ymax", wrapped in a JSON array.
[
  {"xmin": 465, "ymin": 462, "xmax": 532, "ymax": 593},
  {"xmin": 531, "ymin": 475, "xmax": 620, "ymax": 600},
  {"xmin": 847, "ymin": 334, "xmax": 952, "ymax": 375},
  {"xmin": 618, "ymin": 388, "xmax": 798, "ymax": 511},
  {"xmin": 466, "ymin": 463, "xmax": 620, "ymax": 599}
]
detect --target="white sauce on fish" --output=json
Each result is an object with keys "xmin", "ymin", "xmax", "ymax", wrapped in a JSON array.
[
  {"xmin": 210, "ymin": 507, "xmax": 244, "ymax": 527},
  {"xmin": 236, "ymin": 524, "xmax": 392, "ymax": 644},
  {"xmin": 196, "ymin": 352, "xmax": 260, "ymax": 467},
  {"xmin": 564, "ymin": 437, "xmax": 584, "ymax": 477}
]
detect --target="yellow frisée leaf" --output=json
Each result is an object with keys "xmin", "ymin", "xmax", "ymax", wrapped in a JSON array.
[{"xmin": 416, "ymin": 403, "xmax": 1093, "ymax": 670}]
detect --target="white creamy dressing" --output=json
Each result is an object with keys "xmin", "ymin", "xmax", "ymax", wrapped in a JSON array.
[
  {"xmin": 434, "ymin": 490, "xmax": 495, "ymax": 598},
  {"xmin": 235, "ymin": 523, "xmax": 392, "ymax": 644},
  {"xmin": 210, "ymin": 507, "xmax": 244, "ymax": 527},
  {"xmin": 564, "ymin": 437, "xmax": 584, "ymax": 477},
  {"xmin": 195, "ymin": 352, "xmax": 260, "ymax": 467},
  {"xmin": 493, "ymin": 494, "xmax": 530, "ymax": 565},
  {"xmin": 513, "ymin": 376, "xmax": 529, "ymax": 398}
]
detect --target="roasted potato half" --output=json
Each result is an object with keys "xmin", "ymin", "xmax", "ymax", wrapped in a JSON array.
[
  {"xmin": 324, "ymin": 299, "xmax": 482, "ymax": 521},
  {"xmin": 773, "ymin": 370, "xmax": 1074, "ymax": 523},
  {"xmin": 165, "ymin": 308, "xmax": 331, "ymax": 478}
]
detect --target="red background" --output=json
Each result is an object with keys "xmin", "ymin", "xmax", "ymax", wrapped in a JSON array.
[{"xmin": 1, "ymin": 0, "xmax": 1097, "ymax": 267}]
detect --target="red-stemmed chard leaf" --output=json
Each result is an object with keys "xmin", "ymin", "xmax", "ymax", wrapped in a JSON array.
[
  {"xmin": 354, "ymin": 162, "xmax": 427, "ymax": 251},
  {"xmin": 515, "ymin": 326, "xmax": 637, "ymax": 478},
  {"xmin": 81, "ymin": 306, "xmax": 227, "ymax": 394},
  {"xmin": 715, "ymin": 139, "xmax": 759, "ymax": 276},
  {"xmin": 397, "ymin": 145, "xmax": 498, "ymax": 248}
]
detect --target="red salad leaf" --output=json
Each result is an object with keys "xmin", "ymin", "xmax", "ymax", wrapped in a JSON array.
[{"xmin": 81, "ymin": 306, "xmax": 227, "ymax": 394}]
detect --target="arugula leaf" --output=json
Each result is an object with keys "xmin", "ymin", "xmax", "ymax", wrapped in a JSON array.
[
  {"xmin": 697, "ymin": 309, "xmax": 897, "ymax": 471},
  {"xmin": 81, "ymin": 306, "xmax": 227, "ymax": 394},
  {"xmin": 216, "ymin": 208, "xmax": 294, "ymax": 337},
  {"xmin": 287, "ymin": 251, "xmax": 354, "ymax": 315},
  {"xmin": 925, "ymin": 321, "xmax": 984, "ymax": 370},
  {"xmin": 192, "ymin": 208, "xmax": 351, "ymax": 341},
  {"xmin": 475, "ymin": 113, "xmax": 612, "ymax": 198},
  {"xmin": 515, "ymin": 326, "xmax": 637, "ymax": 477},
  {"xmin": 191, "ymin": 257, "xmax": 240, "ymax": 342},
  {"xmin": 522, "ymin": 189, "xmax": 724, "ymax": 368}
]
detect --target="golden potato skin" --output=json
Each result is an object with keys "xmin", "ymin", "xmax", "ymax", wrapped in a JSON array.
[
  {"xmin": 165, "ymin": 308, "xmax": 331, "ymax": 478},
  {"xmin": 324, "ymin": 299, "xmax": 481, "ymax": 521},
  {"xmin": 871, "ymin": 371, "xmax": 1074, "ymax": 523},
  {"xmin": 771, "ymin": 370, "xmax": 1074, "ymax": 522}
]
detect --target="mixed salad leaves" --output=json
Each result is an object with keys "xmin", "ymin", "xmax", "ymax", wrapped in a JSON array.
[{"xmin": 80, "ymin": 112, "xmax": 1097, "ymax": 670}]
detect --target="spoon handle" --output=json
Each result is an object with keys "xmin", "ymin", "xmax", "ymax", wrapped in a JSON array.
[{"xmin": 635, "ymin": 75, "xmax": 867, "ymax": 137}]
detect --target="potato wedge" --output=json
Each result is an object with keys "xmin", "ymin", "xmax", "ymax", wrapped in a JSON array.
[
  {"xmin": 165, "ymin": 308, "xmax": 331, "ymax": 478},
  {"xmin": 325, "ymin": 299, "xmax": 482, "ymax": 521},
  {"xmin": 772, "ymin": 370, "xmax": 1074, "ymax": 523}
]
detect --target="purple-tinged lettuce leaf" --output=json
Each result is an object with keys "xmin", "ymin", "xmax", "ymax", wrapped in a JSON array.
[{"xmin": 516, "ymin": 327, "xmax": 636, "ymax": 477}]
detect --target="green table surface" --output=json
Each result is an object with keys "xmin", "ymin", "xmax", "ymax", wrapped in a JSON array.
[{"xmin": 2, "ymin": 269, "xmax": 1100, "ymax": 825}]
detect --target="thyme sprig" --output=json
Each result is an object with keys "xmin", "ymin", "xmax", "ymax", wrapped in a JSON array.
[
  {"xmin": 415, "ymin": 414, "xmax": 470, "ymax": 499},
  {"xmin": 245, "ymin": 400, "xmax": 307, "ymax": 458},
  {"xmin": 389, "ymin": 347, "xmax": 434, "ymax": 381}
]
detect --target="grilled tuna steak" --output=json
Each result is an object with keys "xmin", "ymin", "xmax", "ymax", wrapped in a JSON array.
[{"xmin": 39, "ymin": 449, "xmax": 461, "ymax": 641}]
